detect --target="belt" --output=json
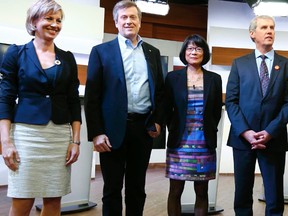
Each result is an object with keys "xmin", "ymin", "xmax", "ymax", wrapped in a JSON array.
[{"xmin": 127, "ymin": 112, "xmax": 149, "ymax": 121}]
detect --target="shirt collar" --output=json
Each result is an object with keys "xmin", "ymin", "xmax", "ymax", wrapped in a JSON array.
[
  {"xmin": 118, "ymin": 33, "xmax": 143, "ymax": 49},
  {"xmin": 255, "ymin": 49, "xmax": 274, "ymax": 61}
]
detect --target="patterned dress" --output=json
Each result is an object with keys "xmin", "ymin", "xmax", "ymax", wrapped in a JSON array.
[{"xmin": 166, "ymin": 86, "xmax": 216, "ymax": 181}]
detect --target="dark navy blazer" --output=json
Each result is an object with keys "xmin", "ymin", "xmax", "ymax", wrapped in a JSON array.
[
  {"xmin": 164, "ymin": 67, "xmax": 222, "ymax": 150},
  {"xmin": 226, "ymin": 52, "xmax": 288, "ymax": 152},
  {"xmin": 0, "ymin": 40, "xmax": 81, "ymax": 125},
  {"xmin": 84, "ymin": 38, "xmax": 165, "ymax": 149}
]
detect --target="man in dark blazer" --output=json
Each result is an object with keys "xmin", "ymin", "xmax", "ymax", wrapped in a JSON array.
[
  {"xmin": 84, "ymin": 1, "xmax": 164, "ymax": 215},
  {"xmin": 226, "ymin": 15, "xmax": 288, "ymax": 216}
]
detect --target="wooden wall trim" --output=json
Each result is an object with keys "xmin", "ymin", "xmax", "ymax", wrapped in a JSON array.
[
  {"xmin": 211, "ymin": 47, "xmax": 252, "ymax": 66},
  {"xmin": 212, "ymin": 47, "xmax": 288, "ymax": 66},
  {"xmin": 78, "ymin": 64, "xmax": 87, "ymax": 85}
]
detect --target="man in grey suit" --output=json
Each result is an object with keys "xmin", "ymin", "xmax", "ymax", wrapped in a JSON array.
[
  {"xmin": 226, "ymin": 15, "xmax": 288, "ymax": 216},
  {"xmin": 84, "ymin": 1, "xmax": 164, "ymax": 215}
]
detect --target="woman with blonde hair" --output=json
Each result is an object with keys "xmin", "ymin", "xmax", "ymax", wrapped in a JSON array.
[{"xmin": 0, "ymin": 0, "xmax": 81, "ymax": 215}]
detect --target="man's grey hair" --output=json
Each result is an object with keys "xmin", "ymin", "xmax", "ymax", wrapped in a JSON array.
[
  {"xmin": 249, "ymin": 15, "xmax": 275, "ymax": 42},
  {"xmin": 249, "ymin": 15, "xmax": 275, "ymax": 32}
]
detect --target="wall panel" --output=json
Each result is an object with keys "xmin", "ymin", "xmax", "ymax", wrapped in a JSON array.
[
  {"xmin": 101, "ymin": 1, "xmax": 207, "ymax": 41},
  {"xmin": 212, "ymin": 47, "xmax": 288, "ymax": 66}
]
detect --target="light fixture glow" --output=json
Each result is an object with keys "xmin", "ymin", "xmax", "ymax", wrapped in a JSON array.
[
  {"xmin": 251, "ymin": 1, "xmax": 288, "ymax": 16},
  {"xmin": 134, "ymin": 0, "xmax": 170, "ymax": 16},
  {"xmin": 254, "ymin": 2, "xmax": 288, "ymax": 16}
]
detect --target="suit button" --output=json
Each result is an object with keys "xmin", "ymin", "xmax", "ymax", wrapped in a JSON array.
[{"xmin": 46, "ymin": 95, "xmax": 50, "ymax": 98}]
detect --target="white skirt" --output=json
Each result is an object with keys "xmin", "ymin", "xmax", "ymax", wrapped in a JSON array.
[{"xmin": 8, "ymin": 121, "xmax": 72, "ymax": 198}]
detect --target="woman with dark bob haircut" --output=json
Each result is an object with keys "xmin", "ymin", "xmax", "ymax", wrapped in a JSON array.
[
  {"xmin": 179, "ymin": 34, "xmax": 211, "ymax": 66},
  {"xmin": 164, "ymin": 34, "xmax": 222, "ymax": 215}
]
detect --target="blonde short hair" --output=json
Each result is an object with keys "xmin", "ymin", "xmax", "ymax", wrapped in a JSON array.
[{"xmin": 26, "ymin": 0, "xmax": 63, "ymax": 36}]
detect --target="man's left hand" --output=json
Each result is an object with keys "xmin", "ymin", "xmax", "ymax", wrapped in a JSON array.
[{"xmin": 148, "ymin": 123, "xmax": 161, "ymax": 138}]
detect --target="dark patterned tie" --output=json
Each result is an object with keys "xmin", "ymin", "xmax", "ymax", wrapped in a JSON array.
[{"xmin": 259, "ymin": 55, "xmax": 269, "ymax": 96}]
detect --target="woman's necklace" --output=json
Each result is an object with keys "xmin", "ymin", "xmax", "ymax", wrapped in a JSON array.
[
  {"xmin": 187, "ymin": 70, "xmax": 203, "ymax": 89},
  {"xmin": 187, "ymin": 75, "xmax": 203, "ymax": 83}
]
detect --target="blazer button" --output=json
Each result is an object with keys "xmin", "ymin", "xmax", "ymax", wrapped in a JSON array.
[{"xmin": 46, "ymin": 95, "xmax": 50, "ymax": 98}]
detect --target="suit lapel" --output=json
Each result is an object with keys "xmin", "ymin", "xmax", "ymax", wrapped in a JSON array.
[
  {"xmin": 247, "ymin": 52, "xmax": 259, "ymax": 78},
  {"xmin": 245, "ymin": 53, "xmax": 263, "ymax": 97},
  {"xmin": 53, "ymin": 46, "xmax": 64, "ymax": 87},
  {"xmin": 203, "ymin": 68, "xmax": 212, "ymax": 110},
  {"xmin": 246, "ymin": 51, "xmax": 284, "ymax": 98},
  {"xmin": 176, "ymin": 68, "xmax": 188, "ymax": 105},
  {"xmin": 267, "ymin": 53, "xmax": 282, "ymax": 93},
  {"xmin": 26, "ymin": 41, "xmax": 65, "ymax": 89},
  {"xmin": 142, "ymin": 43, "xmax": 155, "ymax": 80},
  {"xmin": 142, "ymin": 42, "xmax": 156, "ymax": 107},
  {"xmin": 26, "ymin": 40, "xmax": 47, "ymax": 77},
  {"xmin": 110, "ymin": 38, "xmax": 126, "ymax": 84}
]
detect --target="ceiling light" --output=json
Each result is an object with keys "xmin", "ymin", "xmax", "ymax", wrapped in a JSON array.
[
  {"xmin": 246, "ymin": 0, "xmax": 288, "ymax": 16},
  {"xmin": 134, "ymin": 0, "xmax": 170, "ymax": 16}
]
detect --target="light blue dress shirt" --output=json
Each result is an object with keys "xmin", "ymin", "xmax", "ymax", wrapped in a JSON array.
[
  {"xmin": 118, "ymin": 34, "xmax": 151, "ymax": 114},
  {"xmin": 255, "ymin": 49, "xmax": 274, "ymax": 77}
]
